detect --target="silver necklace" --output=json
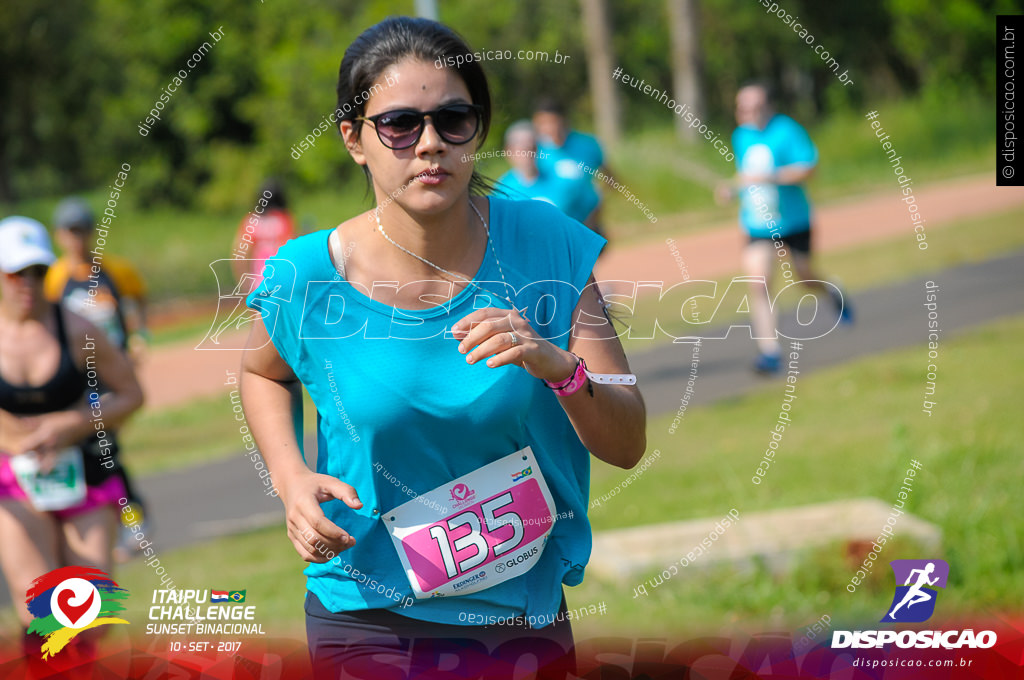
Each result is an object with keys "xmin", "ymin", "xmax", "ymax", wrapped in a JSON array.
[{"xmin": 374, "ymin": 200, "xmax": 517, "ymax": 308}]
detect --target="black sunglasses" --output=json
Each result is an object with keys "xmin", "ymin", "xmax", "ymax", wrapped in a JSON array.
[{"xmin": 357, "ymin": 103, "xmax": 483, "ymax": 150}]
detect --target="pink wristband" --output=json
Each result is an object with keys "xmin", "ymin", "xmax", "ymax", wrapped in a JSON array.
[{"xmin": 544, "ymin": 356, "xmax": 589, "ymax": 396}]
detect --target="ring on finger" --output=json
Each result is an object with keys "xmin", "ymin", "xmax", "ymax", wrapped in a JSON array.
[{"xmin": 507, "ymin": 331, "xmax": 518, "ymax": 347}]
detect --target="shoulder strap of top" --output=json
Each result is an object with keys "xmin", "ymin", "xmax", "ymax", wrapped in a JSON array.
[
  {"xmin": 53, "ymin": 304, "xmax": 77, "ymax": 361},
  {"xmin": 329, "ymin": 228, "xmax": 346, "ymax": 278},
  {"xmin": 54, "ymin": 304, "xmax": 67, "ymax": 342}
]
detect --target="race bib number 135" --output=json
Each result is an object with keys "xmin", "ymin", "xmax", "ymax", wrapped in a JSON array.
[{"xmin": 383, "ymin": 447, "xmax": 556, "ymax": 599}]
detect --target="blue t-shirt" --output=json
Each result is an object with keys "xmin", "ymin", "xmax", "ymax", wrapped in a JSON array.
[
  {"xmin": 246, "ymin": 197, "xmax": 605, "ymax": 628},
  {"xmin": 732, "ymin": 114, "xmax": 818, "ymax": 238},
  {"xmin": 537, "ymin": 130, "xmax": 605, "ymax": 221},
  {"xmin": 494, "ymin": 169, "xmax": 588, "ymax": 223}
]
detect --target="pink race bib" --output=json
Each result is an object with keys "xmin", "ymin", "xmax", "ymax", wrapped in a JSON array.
[{"xmin": 383, "ymin": 447, "xmax": 556, "ymax": 599}]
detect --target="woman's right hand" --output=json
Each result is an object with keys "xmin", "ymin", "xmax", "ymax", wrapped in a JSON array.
[{"xmin": 278, "ymin": 468, "xmax": 363, "ymax": 563}]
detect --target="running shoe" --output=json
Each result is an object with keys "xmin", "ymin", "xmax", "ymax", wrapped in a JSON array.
[
  {"xmin": 830, "ymin": 287, "xmax": 854, "ymax": 325},
  {"xmin": 753, "ymin": 352, "xmax": 782, "ymax": 375}
]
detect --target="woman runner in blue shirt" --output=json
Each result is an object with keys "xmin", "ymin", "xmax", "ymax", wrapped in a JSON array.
[{"xmin": 241, "ymin": 17, "xmax": 646, "ymax": 678}]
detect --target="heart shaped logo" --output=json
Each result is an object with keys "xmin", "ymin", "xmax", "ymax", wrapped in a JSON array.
[
  {"xmin": 451, "ymin": 484, "xmax": 469, "ymax": 500},
  {"xmin": 50, "ymin": 579, "xmax": 101, "ymax": 629},
  {"xmin": 57, "ymin": 588, "xmax": 95, "ymax": 626}
]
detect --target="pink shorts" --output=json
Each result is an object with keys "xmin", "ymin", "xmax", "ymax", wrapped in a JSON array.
[{"xmin": 0, "ymin": 455, "xmax": 126, "ymax": 521}]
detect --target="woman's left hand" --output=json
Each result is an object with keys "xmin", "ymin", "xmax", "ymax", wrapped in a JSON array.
[
  {"xmin": 14, "ymin": 411, "xmax": 86, "ymax": 469},
  {"xmin": 451, "ymin": 307, "xmax": 577, "ymax": 384}
]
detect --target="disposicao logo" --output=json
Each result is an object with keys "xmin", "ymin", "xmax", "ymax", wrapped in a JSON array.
[
  {"xmin": 26, "ymin": 566, "xmax": 129, "ymax": 658},
  {"xmin": 832, "ymin": 558, "xmax": 996, "ymax": 650},
  {"xmin": 883, "ymin": 559, "xmax": 948, "ymax": 623}
]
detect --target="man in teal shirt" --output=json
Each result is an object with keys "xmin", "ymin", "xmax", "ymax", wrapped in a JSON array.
[
  {"xmin": 495, "ymin": 121, "xmax": 587, "ymax": 221},
  {"xmin": 533, "ymin": 100, "xmax": 614, "ymax": 238},
  {"xmin": 717, "ymin": 82, "xmax": 852, "ymax": 374}
]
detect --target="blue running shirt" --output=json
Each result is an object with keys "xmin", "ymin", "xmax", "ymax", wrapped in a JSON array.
[
  {"xmin": 732, "ymin": 114, "xmax": 818, "ymax": 238},
  {"xmin": 537, "ymin": 130, "xmax": 605, "ymax": 221},
  {"xmin": 494, "ymin": 169, "xmax": 588, "ymax": 223},
  {"xmin": 246, "ymin": 197, "xmax": 605, "ymax": 627}
]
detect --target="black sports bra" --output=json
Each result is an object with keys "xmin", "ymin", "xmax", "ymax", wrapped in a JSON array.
[{"xmin": 0, "ymin": 305, "xmax": 89, "ymax": 415}]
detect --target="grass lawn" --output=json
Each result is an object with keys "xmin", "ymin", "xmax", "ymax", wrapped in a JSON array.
[
  {"xmin": 3, "ymin": 313, "xmax": 1010, "ymax": 641},
  {"xmin": 577, "ymin": 314, "xmax": 1023, "ymax": 637},
  {"xmin": 120, "ymin": 389, "xmax": 319, "ymax": 476}
]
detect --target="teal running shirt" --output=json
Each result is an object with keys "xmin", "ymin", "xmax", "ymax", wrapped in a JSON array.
[
  {"xmin": 732, "ymin": 114, "xmax": 818, "ymax": 238},
  {"xmin": 246, "ymin": 197, "xmax": 605, "ymax": 627}
]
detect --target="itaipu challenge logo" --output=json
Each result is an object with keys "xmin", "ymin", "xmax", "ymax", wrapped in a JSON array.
[
  {"xmin": 882, "ymin": 558, "xmax": 949, "ymax": 623},
  {"xmin": 26, "ymin": 566, "xmax": 129, "ymax": 658}
]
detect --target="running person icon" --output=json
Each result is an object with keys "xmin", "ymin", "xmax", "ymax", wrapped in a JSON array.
[{"xmin": 887, "ymin": 562, "xmax": 939, "ymax": 620}]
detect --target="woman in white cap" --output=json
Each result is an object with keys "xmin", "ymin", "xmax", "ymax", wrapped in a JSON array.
[{"xmin": 0, "ymin": 216, "xmax": 143, "ymax": 655}]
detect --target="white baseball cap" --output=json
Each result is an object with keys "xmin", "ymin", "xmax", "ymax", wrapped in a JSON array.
[{"xmin": 0, "ymin": 216, "xmax": 57, "ymax": 273}]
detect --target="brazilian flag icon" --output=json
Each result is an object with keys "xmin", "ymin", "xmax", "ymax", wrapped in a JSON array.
[{"xmin": 228, "ymin": 590, "xmax": 246, "ymax": 602}]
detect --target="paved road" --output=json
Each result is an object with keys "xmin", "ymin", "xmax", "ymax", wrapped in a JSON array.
[
  {"xmin": 0, "ymin": 251, "xmax": 1020, "ymax": 610},
  {"xmin": 632, "ymin": 250, "xmax": 1024, "ymax": 415}
]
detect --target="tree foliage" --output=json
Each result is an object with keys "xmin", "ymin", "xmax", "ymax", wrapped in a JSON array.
[{"xmin": 0, "ymin": 0, "xmax": 1001, "ymax": 209}]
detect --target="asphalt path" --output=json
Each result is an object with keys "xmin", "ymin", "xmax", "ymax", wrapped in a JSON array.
[
  {"xmin": 631, "ymin": 249, "xmax": 1024, "ymax": 413},
  {"xmin": 0, "ymin": 251, "xmax": 1020, "ymax": 611}
]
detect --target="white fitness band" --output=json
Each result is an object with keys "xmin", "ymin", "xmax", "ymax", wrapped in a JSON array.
[{"xmin": 586, "ymin": 372, "xmax": 638, "ymax": 385}]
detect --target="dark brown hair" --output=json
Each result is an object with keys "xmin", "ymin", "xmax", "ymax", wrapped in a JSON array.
[{"xmin": 336, "ymin": 16, "xmax": 494, "ymax": 196}]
